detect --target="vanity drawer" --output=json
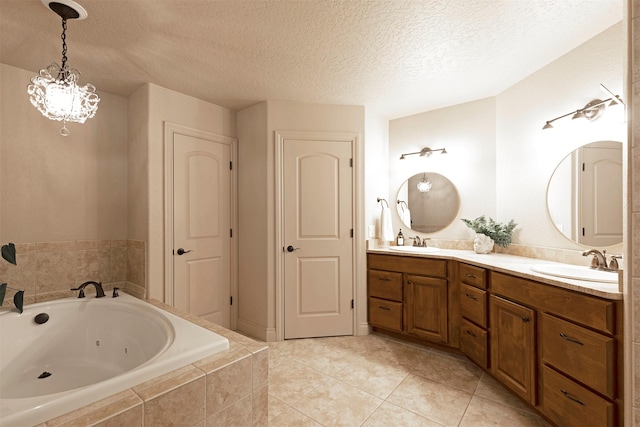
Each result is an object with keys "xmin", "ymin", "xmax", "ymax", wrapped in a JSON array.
[
  {"xmin": 460, "ymin": 283, "xmax": 487, "ymax": 327},
  {"xmin": 459, "ymin": 263, "xmax": 487, "ymax": 289},
  {"xmin": 542, "ymin": 365, "xmax": 615, "ymax": 427},
  {"xmin": 459, "ymin": 318, "xmax": 488, "ymax": 369},
  {"xmin": 542, "ymin": 313, "xmax": 615, "ymax": 398},
  {"xmin": 368, "ymin": 297, "xmax": 403, "ymax": 332},
  {"xmin": 368, "ymin": 269, "xmax": 403, "ymax": 302}
]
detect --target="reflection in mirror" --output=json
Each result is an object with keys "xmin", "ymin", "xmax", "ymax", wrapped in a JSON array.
[
  {"xmin": 547, "ymin": 141, "xmax": 622, "ymax": 247},
  {"xmin": 396, "ymin": 172, "xmax": 460, "ymax": 233}
]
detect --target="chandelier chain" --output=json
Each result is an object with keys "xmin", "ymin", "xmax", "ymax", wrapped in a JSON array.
[{"xmin": 60, "ymin": 18, "xmax": 68, "ymax": 70}]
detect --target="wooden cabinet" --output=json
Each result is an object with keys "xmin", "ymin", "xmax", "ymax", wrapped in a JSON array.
[
  {"xmin": 490, "ymin": 271, "xmax": 622, "ymax": 426},
  {"xmin": 367, "ymin": 253, "xmax": 451, "ymax": 345},
  {"xmin": 367, "ymin": 253, "xmax": 623, "ymax": 427},
  {"xmin": 490, "ymin": 295, "xmax": 537, "ymax": 404},
  {"xmin": 406, "ymin": 274, "xmax": 448, "ymax": 343},
  {"xmin": 458, "ymin": 263, "xmax": 489, "ymax": 368},
  {"xmin": 367, "ymin": 268, "xmax": 403, "ymax": 332}
]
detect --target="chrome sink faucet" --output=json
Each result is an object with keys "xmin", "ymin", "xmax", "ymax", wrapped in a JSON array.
[
  {"xmin": 71, "ymin": 281, "xmax": 106, "ymax": 298},
  {"xmin": 582, "ymin": 249, "xmax": 618, "ymax": 271}
]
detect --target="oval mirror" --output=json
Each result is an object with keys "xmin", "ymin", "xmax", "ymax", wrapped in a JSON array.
[
  {"xmin": 396, "ymin": 172, "xmax": 460, "ymax": 233},
  {"xmin": 546, "ymin": 141, "xmax": 622, "ymax": 246}
]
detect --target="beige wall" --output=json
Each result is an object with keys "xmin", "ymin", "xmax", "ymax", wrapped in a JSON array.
[
  {"xmin": 497, "ymin": 22, "xmax": 624, "ymax": 251},
  {"xmin": 628, "ymin": 1, "xmax": 637, "ymax": 425},
  {"xmin": 129, "ymin": 83, "xmax": 237, "ymax": 301},
  {"xmin": 386, "ymin": 23, "xmax": 624, "ymax": 255},
  {"xmin": 237, "ymin": 101, "xmax": 366, "ymax": 340},
  {"xmin": 0, "ymin": 63, "xmax": 128, "ymax": 243},
  {"xmin": 388, "ymin": 97, "xmax": 497, "ymax": 241}
]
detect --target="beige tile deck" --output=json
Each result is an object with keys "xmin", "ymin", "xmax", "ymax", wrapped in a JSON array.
[{"xmin": 267, "ymin": 333, "xmax": 552, "ymax": 426}]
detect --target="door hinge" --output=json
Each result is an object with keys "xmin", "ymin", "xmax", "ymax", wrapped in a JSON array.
[
  {"xmin": 350, "ymin": 158, "xmax": 353, "ymax": 167},
  {"xmin": 230, "ymin": 229, "xmax": 233, "ymax": 238},
  {"xmin": 582, "ymin": 162, "xmax": 585, "ymax": 172},
  {"xmin": 230, "ymin": 296, "xmax": 233, "ymax": 305},
  {"xmin": 582, "ymin": 227, "xmax": 585, "ymax": 236},
  {"xmin": 350, "ymin": 229, "xmax": 354, "ymax": 238},
  {"xmin": 230, "ymin": 161, "xmax": 233, "ymax": 170},
  {"xmin": 351, "ymin": 299, "xmax": 354, "ymax": 309}
]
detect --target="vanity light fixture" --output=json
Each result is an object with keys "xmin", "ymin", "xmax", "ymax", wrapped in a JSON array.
[
  {"xmin": 27, "ymin": 0, "xmax": 100, "ymax": 136},
  {"xmin": 542, "ymin": 85, "xmax": 624, "ymax": 130},
  {"xmin": 416, "ymin": 174, "xmax": 432, "ymax": 192},
  {"xmin": 399, "ymin": 147, "xmax": 447, "ymax": 160}
]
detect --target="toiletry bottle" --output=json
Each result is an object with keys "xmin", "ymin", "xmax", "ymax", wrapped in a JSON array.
[{"xmin": 397, "ymin": 229, "xmax": 404, "ymax": 246}]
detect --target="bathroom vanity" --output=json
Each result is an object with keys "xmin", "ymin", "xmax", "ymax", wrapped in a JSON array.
[{"xmin": 367, "ymin": 248, "xmax": 623, "ymax": 427}]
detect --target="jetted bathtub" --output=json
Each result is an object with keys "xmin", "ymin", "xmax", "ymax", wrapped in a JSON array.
[{"xmin": 0, "ymin": 292, "xmax": 229, "ymax": 426}]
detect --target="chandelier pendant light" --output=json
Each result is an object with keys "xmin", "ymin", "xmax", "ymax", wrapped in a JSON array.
[
  {"xmin": 417, "ymin": 174, "xmax": 432, "ymax": 192},
  {"xmin": 27, "ymin": 0, "xmax": 99, "ymax": 136}
]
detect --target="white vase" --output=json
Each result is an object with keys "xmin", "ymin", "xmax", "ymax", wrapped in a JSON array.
[{"xmin": 473, "ymin": 233, "xmax": 494, "ymax": 254}]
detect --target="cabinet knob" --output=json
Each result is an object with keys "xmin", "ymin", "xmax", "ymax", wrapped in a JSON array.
[
  {"xmin": 407, "ymin": 280, "xmax": 412, "ymax": 284},
  {"xmin": 521, "ymin": 316, "xmax": 530, "ymax": 323}
]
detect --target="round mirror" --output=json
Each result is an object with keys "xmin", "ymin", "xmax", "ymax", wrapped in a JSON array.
[
  {"xmin": 547, "ymin": 141, "xmax": 622, "ymax": 246},
  {"xmin": 396, "ymin": 172, "xmax": 460, "ymax": 233}
]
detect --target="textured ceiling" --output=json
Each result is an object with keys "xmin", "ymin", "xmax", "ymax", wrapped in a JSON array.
[{"xmin": 0, "ymin": 0, "xmax": 623, "ymax": 119}]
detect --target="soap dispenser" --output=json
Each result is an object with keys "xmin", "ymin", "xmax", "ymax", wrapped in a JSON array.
[{"xmin": 396, "ymin": 229, "xmax": 404, "ymax": 246}]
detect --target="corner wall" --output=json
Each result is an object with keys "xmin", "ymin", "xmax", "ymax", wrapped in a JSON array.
[
  {"xmin": 0, "ymin": 63, "xmax": 128, "ymax": 243},
  {"xmin": 128, "ymin": 83, "xmax": 236, "ymax": 301}
]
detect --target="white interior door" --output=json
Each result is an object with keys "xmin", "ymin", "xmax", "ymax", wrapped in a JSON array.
[
  {"xmin": 579, "ymin": 143, "xmax": 622, "ymax": 247},
  {"xmin": 282, "ymin": 137, "xmax": 354, "ymax": 339},
  {"xmin": 173, "ymin": 132, "xmax": 231, "ymax": 327}
]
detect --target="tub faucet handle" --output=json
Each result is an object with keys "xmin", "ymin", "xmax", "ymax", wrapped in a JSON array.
[
  {"xmin": 70, "ymin": 288, "xmax": 86, "ymax": 298},
  {"xmin": 112, "ymin": 287, "xmax": 119, "ymax": 298}
]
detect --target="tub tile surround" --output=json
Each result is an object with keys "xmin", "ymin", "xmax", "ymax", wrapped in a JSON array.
[
  {"xmin": 0, "ymin": 239, "xmax": 146, "ymax": 310},
  {"xmin": 42, "ymin": 296, "xmax": 269, "ymax": 427}
]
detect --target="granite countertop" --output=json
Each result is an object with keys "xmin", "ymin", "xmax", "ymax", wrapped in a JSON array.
[{"xmin": 367, "ymin": 247, "xmax": 623, "ymax": 300}]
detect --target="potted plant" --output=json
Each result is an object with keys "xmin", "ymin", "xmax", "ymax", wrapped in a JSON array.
[
  {"xmin": 0, "ymin": 243, "xmax": 24, "ymax": 313},
  {"xmin": 461, "ymin": 216, "xmax": 517, "ymax": 254}
]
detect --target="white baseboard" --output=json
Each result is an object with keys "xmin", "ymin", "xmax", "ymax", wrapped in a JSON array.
[{"xmin": 357, "ymin": 321, "xmax": 371, "ymax": 336}]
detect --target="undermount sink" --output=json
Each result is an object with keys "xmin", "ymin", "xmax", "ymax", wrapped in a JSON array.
[
  {"xmin": 530, "ymin": 264, "xmax": 618, "ymax": 283},
  {"xmin": 388, "ymin": 246, "xmax": 440, "ymax": 254}
]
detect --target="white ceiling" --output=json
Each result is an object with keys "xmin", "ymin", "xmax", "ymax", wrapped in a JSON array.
[{"xmin": 0, "ymin": 0, "xmax": 623, "ymax": 119}]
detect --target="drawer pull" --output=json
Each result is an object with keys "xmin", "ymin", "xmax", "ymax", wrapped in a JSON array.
[
  {"xmin": 521, "ymin": 317, "xmax": 530, "ymax": 323},
  {"xmin": 465, "ymin": 273, "xmax": 477, "ymax": 279},
  {"xmin": 378, "ymin": 276, "xmax": 391, "ymax": 282},
  {"xmin": 560, "ymin": 389, "xmax": 585, "ymax": 406},
  {"xmin": 465, "ymin": 293, "xmax": 477, "ymax": 300},
  {"xmin": 465, "ymin": 329, "xmax": 476, "ymax": 338},
  {"xmin": 378, "ymin": 306, "xmax": 391, "ymax": 311},
  {"xmin": 559, "ymin": 333, "xmax": 584, "ymax": 346}
]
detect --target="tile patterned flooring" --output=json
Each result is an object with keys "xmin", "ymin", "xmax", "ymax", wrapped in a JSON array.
[{"xmin": 266, "ymin": 334, "xmax": 552, "ymax": 426}]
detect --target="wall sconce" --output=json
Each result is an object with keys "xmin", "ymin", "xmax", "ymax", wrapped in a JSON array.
[
  {"xmin": 542, "ymin": 84, "xmax": 624, "ymax": 130},
  {"xmin": 399, "ymin": 147, "xmax": 447, "ymax": 160}
]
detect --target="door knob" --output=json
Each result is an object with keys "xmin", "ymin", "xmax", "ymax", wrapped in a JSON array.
[
  {"xmin": 176, "ymin": 248, "xmax": 193, "ymax": 255},
  {"xmin": 286, "ymin": 245, "xmax": 299, "ymax": 252}
]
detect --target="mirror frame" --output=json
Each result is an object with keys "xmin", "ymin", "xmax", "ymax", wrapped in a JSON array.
[
  {"xmin": 546, "ymin": 140, "xmax": 622, "ymax": 247},
  {"xmin": 396, "ymin": 172, "xmax": 461, "ymax": 234}
]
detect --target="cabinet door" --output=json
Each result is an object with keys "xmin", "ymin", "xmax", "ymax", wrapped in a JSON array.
[
  {"xmin": 490, "ymin": 295, "xmax": 536, "ymax": 404},
  {"xmin": 405, "ymin": 274, "xmax": 448, "ymax": 343}
]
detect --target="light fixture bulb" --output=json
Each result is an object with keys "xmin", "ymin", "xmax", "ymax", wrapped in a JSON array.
[{"xmin": 417, "ymin": 175, "xmax": 432, "ymax": 192}]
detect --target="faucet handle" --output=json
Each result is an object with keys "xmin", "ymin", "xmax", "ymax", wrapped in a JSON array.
[
  {"xmin": 112, "ymin": 287, "xmax": 119, "ymax": 298},
  {"xmin": 70, "ymin": 287, "xmax": 85, "ymax": 298},
  {"xmin": 609, "ymin": 255, "xmax": 621, "ymax": 271}
]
